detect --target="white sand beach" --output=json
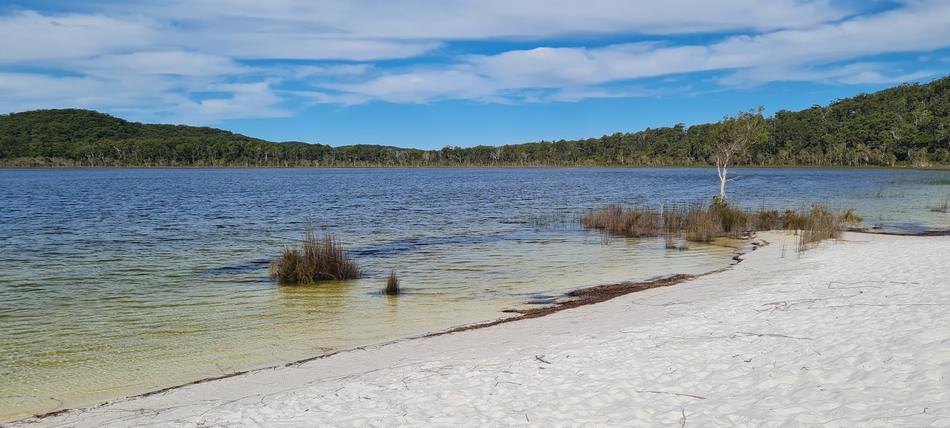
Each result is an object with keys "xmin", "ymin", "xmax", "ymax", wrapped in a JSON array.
[{"xmin": 11, "ymin": 231, "xmax": 950, "ymax": 427}]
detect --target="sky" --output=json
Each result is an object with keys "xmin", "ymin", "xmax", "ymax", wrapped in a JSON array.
[{"xmin": 1, "ymin": 1, "xmax": 949, "ymax": 149}]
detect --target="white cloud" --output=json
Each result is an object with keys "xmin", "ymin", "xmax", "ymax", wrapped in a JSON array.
[
  {"xmin": 0, "ymin": 71, "xmax": 187, "ymax": 116},
  {"xmin": 291, "ymin": 90, "xmax": 376, "ymax": 106},
  {"xmin": 535, "ymin": 85, "xmax": 684, "ymax": 103},
  {"xmin": 327, "ymin": 1, "xmax": 950, "ymax": 103},
  {"xmin": 0, "ymin": 71, "xmax": 286, "ymax": 123},
  {"xmin": 292, "ymin": 64, "xmax": 374, "ymax": 78},
  {"xmin": 145, "ymin": 0, "xmax": 853, "ymax": 39},
  {"xmin": 176, "ymin": 82, "xmax": 290, "ymax": 122},
  {"xmin": 324, "ymin": 68, "xmax": 499, "ymax": 104},
  {"xmin": 0, "ymin": 11, "xmax": 157, "ymax": 63},
  {"xmin": 76, "ymin": 51, "xmax": 246, "ymax": 77},
  {"xmin": 704, "ymin": 1, "xmax": 950, "ymax": 68},
  {"xmin": 0, "ymin": 9, "xmax": 440, "ymax": 64},
  {"xmin": 0, "ymin": 1, "xmax": 857, "ymax": 64},
  {"xmin": 836, "ymin": 69, "xmax": 936, "ymax": 85},
  {"xmin": 0, "ymin": 0, "xmax": 947, "ymax": 118},
  {"xmin": 190, "ymin": 35, "xmax": 441, "ymax": 61},
  {"xmin": 717, "ymin": 63, "xmax": 937, "ymax": 86}
]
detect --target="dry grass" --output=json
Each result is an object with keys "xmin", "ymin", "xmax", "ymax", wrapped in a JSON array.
[
  {"xmin": 268, "ymin": 227, "xmax": 361, "ymax": 285},
  {"xmin": 781, "ymin": 210, "xmax": 812, "ymax": 230},
  {"xmin": 715, "ymin": 204, "xmax": 750, "ymax": 237},
  {"xmin": 580, "ymin": 204, "xmax": 661, "ymax": 237},
  {"xmin": 752, "ymin": 209, "xmax": 784, "ymax": 230},
  {"xmin": 797, "ymin": 205, "xmax": 839, "ymax": 251},
  {"xmin": 841, "ymin": 208, "xmax": 864, "ymax": 224},
  {"xmin": 582, "ymin": 201, "xmax": 861, "ymax": 251},
  {"xmin": 796, "ymin": 205, "xmax": 864, "ymax": 251},
  {"xmin": 684, "ymin": 204, "xmax": 722, "ymax": 243},
  {"xmin": 384, "ymin": 270, "xmax": 400, "ymax": 295},
  {"xmin": 583, "ymin": 202, "xmax": 734, "ymax": 244},
  {"xmin": 931, "ymin": 195, "xmax": 949, "ymax": 213}
]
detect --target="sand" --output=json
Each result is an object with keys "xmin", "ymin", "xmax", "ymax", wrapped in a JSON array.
[{"xmin": 10, "ymin": 231, "xmax": 950, "ymax": 427}]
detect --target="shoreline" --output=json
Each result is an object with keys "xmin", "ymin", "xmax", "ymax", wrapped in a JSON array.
[
  {"xmin": 850, "ymin": 227, "xmax": 950, "ymax": 237},
  {"xmin": 2, "ymin": 164, "xmax": 948, "ymax": 171},
  {"xmin": 11, "ymin": 230, "xmax": 949, "ymax": 426},
  {"xmin": 11, "ymin": 238, "xmax": 763, "ymax": 424}
]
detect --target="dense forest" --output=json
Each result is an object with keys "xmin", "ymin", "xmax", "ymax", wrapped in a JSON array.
[{"xmin": 1, "ymin": 76, "xmax": 948, "ymax": 167}]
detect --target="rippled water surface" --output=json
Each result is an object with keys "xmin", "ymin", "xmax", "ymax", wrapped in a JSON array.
[{"xmin": 1, "ymin": 168, "xmax": 948, "ymax": 420}]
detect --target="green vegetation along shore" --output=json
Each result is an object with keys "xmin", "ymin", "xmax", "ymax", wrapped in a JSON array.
[{"xmin": 2, "ymin": 76, "xmax": 948, "ymax": 168}]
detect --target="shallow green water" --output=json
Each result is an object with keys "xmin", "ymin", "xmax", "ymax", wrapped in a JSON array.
[{"xmin": 0, "ymin": 168, "xmax": 947, "ymax": 420}]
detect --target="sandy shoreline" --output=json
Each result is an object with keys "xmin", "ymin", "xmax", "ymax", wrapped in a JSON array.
[{"xmin": 9, "ymin": 231, "xmax": 950, "ymax": 427}]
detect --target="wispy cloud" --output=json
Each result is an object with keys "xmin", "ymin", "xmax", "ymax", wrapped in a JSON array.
[
  {"xmin": 0, "ymin": 11, "xmax": 157, "ymax": 63},
  {"xmin": 0, "ymin": 0, "xmax": 947, "ymax": 121},
  {"xmin": 325, "ymin": 1, "xmax": 950, "ymax": 103},
  {"xmin": 137, "ymin": 0, "xmax": 854, "ymax": 39},
  {"xmin": 75, "ymin": 51, "xmax": 247, "ymax": 77},
  {"xmin": 175, "ymin": 82, "xmax": 290, "ymax": 122},
  {"xmin": 717, "ymin": 63, "xmax": 938, "ymax": 87}
]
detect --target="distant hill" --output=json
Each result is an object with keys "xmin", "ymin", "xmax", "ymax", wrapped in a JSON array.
[{"xmin": 1, "ymin": 76, "xmax": 948, "ymax": 167}]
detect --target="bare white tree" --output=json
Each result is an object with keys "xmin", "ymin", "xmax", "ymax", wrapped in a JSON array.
[{"xmin": 713, "ymin": 106, "xmax": 767, "ymax": 203}]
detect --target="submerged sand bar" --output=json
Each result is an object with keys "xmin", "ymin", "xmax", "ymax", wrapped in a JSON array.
[{"xmin": 13, "ymin": 231, "xmax": 950, "ymax": 426}]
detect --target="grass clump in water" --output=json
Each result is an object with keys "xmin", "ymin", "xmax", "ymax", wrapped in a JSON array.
[
  {"xmin": 580, "ymin": 204, "xmax": 661, "ymax": 238},
  {"xmin": 684, "ymin": 203, "xmax": 723, "ymax": 243},
  {"xmin": 384, "ymin": 270, "xmax": 400, "ymax": 295},
  {"xmin": 269, "ymin": 227, "xmax": 361, "ymax": 285},
  {"xmin": 931, "ymin": 195, "xmax": 949, "ymax": 213},
  {"xmin": 582, "ymin": 201, "xmax": 861, "ymax": 251}
]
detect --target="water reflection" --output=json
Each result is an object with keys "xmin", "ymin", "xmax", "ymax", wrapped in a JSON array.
[{"xmin": 0, "ymin": 167, "xmax": 947, "ymax": 420}]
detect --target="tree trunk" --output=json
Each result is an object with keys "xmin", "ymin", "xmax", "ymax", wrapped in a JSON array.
[
  {"xmin": 716, "ymin": 155, "xmax": 728, "ymax": 202},
  {"xmin": 718, "ymin": 167, "xmax": 727, "ymax": 201}
]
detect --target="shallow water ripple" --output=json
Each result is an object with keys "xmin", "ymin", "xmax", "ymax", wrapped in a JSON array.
[{"xmin": 0, "ymin": 167, "xmax": 947, "ymax": 420}]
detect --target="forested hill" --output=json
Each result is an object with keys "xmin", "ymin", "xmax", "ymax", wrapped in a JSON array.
[{"xmin": 1, "ymin": 76, "xmax": 948, "ymax": 167}]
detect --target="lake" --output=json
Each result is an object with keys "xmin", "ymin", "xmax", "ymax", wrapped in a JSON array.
[{"xmin": 1, "ymin": 167, "xmax": 948, "ymax": 420}]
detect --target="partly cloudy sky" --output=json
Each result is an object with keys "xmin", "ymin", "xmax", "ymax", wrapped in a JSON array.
[{"xmin": 1, "ymin": 0, "xmax": 948, "ymax": 148}]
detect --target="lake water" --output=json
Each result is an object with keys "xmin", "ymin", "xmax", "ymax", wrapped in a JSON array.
[{"xmin": 1, "ymin": 167, "xmax": 948, "ymax": 420}]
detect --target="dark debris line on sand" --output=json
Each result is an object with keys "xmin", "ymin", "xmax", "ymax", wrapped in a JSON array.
[{"xmin": 424, "ymin": 239, "xmax": 770, "ymax": 337}]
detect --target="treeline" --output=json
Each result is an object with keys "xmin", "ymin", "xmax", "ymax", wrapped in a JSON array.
[{"xmin": 1, "ymin": 76, "xmax": 948, "ymax": 167}]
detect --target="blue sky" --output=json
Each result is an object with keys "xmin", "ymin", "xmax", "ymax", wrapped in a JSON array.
[{"xmin": 1, "ymin": 1, "xmax": 949, "ymax": 149}]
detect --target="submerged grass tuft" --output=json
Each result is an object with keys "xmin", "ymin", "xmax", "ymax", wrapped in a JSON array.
[
  {"xmin": 931, "ymin": 195, "xmax": 949, "ymax": 213},
  {"xmin": 580, "ymin": 204, "xmax": 661, "ymax": 237},
  {"xmin": 384, "ymin": 270, "xmax": 400, "ymax": 295},
  {"xmin": 269, "ymin": 227, "xmax": 361, "ymax": 285}
]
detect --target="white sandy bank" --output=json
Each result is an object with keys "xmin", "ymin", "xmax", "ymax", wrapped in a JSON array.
[{"xmin": 11, "ymin": 231, "xmax": 950, "ymax": 427}]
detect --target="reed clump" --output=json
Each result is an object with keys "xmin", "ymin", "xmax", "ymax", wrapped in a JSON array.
[
  {"xmin": 797, "ymin": 204, "xmax": 838, "ymax": 251},
  {"xmin": 840, "ymin": 208, "xmax": 864, "ymax": 224},
  {"xmin": 581, "ymin": 201, "xmax": 861, "ymax": 250},
  {"xmin": 931, "ymin": 196, "xmax": 949, "ymax": 213},
  {"xmin": 269, "ymin": 228, "xmax": 361, "ymax": 285},
  {"xmin": 580, "ymin": 204, "xmax": 661, "ymax": 237},
  {"xmin": 752, "ymin": 209, "xmax": 784, "ymax": 230},
  {"xmin": 384, "ymin": 270, "xmax": 400, "ymax": 295},
  {"xmin": 795, "ymin": 205, "xmax": 865, "ymax": 251},
  {"xmin": 662, "ymin": 205, "xmax": 686, "ymax": 249},
  {"xmin": 684, "ymin": 203, "xmax": 722, "ymax": 242}
]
